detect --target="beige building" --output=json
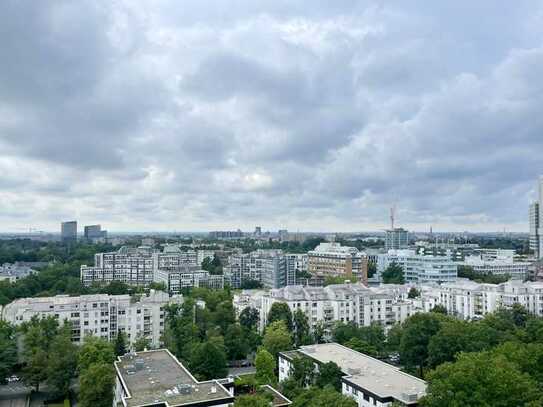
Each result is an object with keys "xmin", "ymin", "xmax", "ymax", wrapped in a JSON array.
[{"xmin": 307, "ymin": 242, "xmax": 368, "ymax": 284}]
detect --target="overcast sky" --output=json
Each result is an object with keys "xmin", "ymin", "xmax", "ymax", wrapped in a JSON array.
[{"xmin": 1, "ymin": 1, "xmax": 542, "ymax": 233}]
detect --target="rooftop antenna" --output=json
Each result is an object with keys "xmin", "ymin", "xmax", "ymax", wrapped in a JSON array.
[{"xmin": 390, "ymin": 205, "xmax": 396, "ymax": 230}]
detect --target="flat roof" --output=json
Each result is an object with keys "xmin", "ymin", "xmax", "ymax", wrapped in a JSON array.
[
  {"xmin": 293, "ymin": 343, "xmax": 426, "ymax": 405},
  {"xmin": 115, "ymin": 349, "xmax": 233, "ymax": 407}
]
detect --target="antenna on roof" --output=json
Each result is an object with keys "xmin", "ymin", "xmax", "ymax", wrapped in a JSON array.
[{"xmin": 390, "ymin": 205, "xmax": 396, "ymax": 230}]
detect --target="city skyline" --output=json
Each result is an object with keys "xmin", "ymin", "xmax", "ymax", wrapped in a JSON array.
[{"xmin": 1, "ymin": 1, "xmax": 543, "ymax": 233}]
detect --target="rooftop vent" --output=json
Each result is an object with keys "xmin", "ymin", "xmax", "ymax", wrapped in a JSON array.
[
  {"xmin": 177, "ymin": 384, "xmax": 193, "ymax": 395},
  {"xmin": 401, "ymin": 393, "xmax": 419, "ymax": 402}
]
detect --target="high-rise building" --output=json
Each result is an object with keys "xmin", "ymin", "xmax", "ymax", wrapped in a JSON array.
[
  {"xmin": 385, "ymin": 228, "xmax": 409, "ymax": 250},
  {"xmin": 539, "ymin": 175, "xmax": 543, "ymax": 259},
  {"xmin": 83, "ymin": 224, "xmax": 107, "ymax": 242},
  {"xmin": 530, "ymin": 202, "xmax": 540, "ymax": 258},
  {"xmin": 224, "ymin": 250, "xmax": 288, "ymax": 289},
  {"xmin": 61, "ymin": 221, "xmax": 77, "ymax": 243}
]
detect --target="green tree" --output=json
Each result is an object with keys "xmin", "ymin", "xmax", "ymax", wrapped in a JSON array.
[
  {"xmin": 293, "ymin": 309, "xmax": 311, "ymax": 347},
  {"xmin": 399, "ymin": 313, "xmax": 444, "ymax": 378},
  {"xmin": 381, "ymin": 262, "xmax": 405, "ymax": 284},
  {"xmin": 255, "ymin": 348, "xmax": 276, "ymax": 385},
  {"xmin": 291, "ymin": 356, "xmax": 315, "ymax": 387},
  {"xmin": 114, "ymin": 331, "xmax": 127, "ymax": 356},
  {"xmin": 263, "ymin": 321, "xmax": 292, "ymax": 359},
  {"xmin": 312, "ymin": 321, "xmax": 325, "ymax": 344},
  {"xmin": 267, "ymin": 302, "xmax": 293, "ymax": 330},
  {"xmin": 234, "ymin": 394, "xmax": 273, "ymax": 407},
  {"xmin": 133, "ymin": 334, "xmax": 152, "ymax": 352},
  {"xmin": 291, "ymin": 386, "xmax": 357, "ymax": 407},
  {"xmin": 429, "ymin": 304, "xmax": 448, "ymax": 314},
  {"xmin": 225, "ymin": 324, "xmax": 250, "ymax": 361},
  {"xmin": 408, "ymin": 287, "xmax": 420, "ymax": 298},
  {"xmin": 21, "ymin": 316, "xmax": 60, "ymax": 391},
  {"xmin": 46, "ymin": 324, "xmax": 78, "ymax": 398},
  {"xmin": 315, "ymin": 362, "xmax": 343, "ymax": 391},
  {"xmin": 189, "ymin": 341, "xmax": 228, "ymax": 380},
  {"xmin": 421, "ymin": 352, "xmax": 542, "ymax": 407},
  {"xmin": 214, "ymin": 300, "xmax": 236, "ymax": 335},
  {"xmin": 344, "ymin": 337, "xmax": 378, "ymax": 357},
  {"xmin": 239, "ymin": 307, "xmax": 260, "ymax": 331},
  {"xmin": 78, "ymin": 336, "xmax": 115, "ymax": 372},
  {"xmin": 0, "ymin": 321, "xmax": 17, "ymax": 384},
  {"xmin": 367, "ymin": 262, "xmax": 377, "ymax": 278},
  {"xmin": 79, "ymin": 363, "xmax": 115, "ymax": 407}
]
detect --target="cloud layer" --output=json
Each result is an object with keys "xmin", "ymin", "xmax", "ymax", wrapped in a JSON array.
[{"xmin": 1, "ymin": 0, "xmax": 542, "ymax": 232}]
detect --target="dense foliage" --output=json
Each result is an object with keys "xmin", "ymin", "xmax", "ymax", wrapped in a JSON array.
[{"xmin": 381, "ymin": 262, "xmax": 405, "ymax": 284}]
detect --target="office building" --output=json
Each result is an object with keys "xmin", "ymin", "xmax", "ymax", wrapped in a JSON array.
[
  {"xmin": 307, "ymin": 243, "xmax": 368, "ymax": 284},
  {"xmin": 114, "ymin": 349, "xmax": 235, "ymax": 407},
  {"xmin": 377, "ymin": 250, "xmax": 458, "ymax": 283},
  {"xmin": 278, "ymin": 229, "xmax": 289, "ymax": 241},
  {"xmin": 385, "ymin": 228, "xmax": 409, "ymax": 251},
  {"xmin": 83, "ymin": 224, "xmax": 107, "ymax": 242},
  {"xmin": 279, "ymin": 343, "xmax": 426, "ymax": 406},
  {"xmin": 259, "ymin": 284, "xmax": 414, "ymax": 333},
  {"xmin": 61, "ymin": 221, "xmax": 77, "ymax": 243},
  {"xmin": 1, "ymin": 290, "xmax": 181, "ymax": 347},
  {"xmin": 463, "ymin": 255, "xmax": 529, "ymax": 280}
]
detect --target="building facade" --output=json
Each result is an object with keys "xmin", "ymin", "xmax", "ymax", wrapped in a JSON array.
[
  {"xmin": 155, "ymin": 266, "xmax": 224, "ymax": 293},
  {"xmin": 463, "ymin": 255, "xmax": 529, "ymax": 280},
  {"xmin": 224, "ymin": 250, "xmax": 288, "ymax": 289},
  {"xmin": 385, "ymin": 228, "xmax": 409, "ymax": 251},
  {"xmin": 419, "ymin": 279, "xmax": 543, "ymax": 320},
  {"xmin": 530, "ymin": 202, "xmax": 540, "ymax": 258},
  {"xmin": 279, "ymin": 343, "xmax": 426, "ymax": 406},
  {"xmin": 258, "ymin": 284, "xmax": 414, "ymax": 333},
  {"xmin": 307, "ymin": 243, "xmax": 368, "ymax": 284},
  {"xmin": 378, "ymin": 250, "xmax": 458, "ymax": 284},
  {"xmin": 61, "ymin": 221, "xmax": 77, "ymax": 243},
  {"xmin": 1, "ymin": 290, "xmax": 181, "ymax": 348}
]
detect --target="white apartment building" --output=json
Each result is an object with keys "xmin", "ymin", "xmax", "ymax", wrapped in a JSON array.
[
  {"xmin": 463, "ymin": 255, "xmax": 529, "ymax": 280},
  {"xmin": 307, "ymin": 243, "xmax": 368, "ymax": 284},
  {"xmin": 377, "ymin": 250, "xmax": 457, "ymax": 283},
  {"xmin": 279, "ymin": 343, "xmax": 426, "ymax": 406},
  {"xmin": 155, "ymin": 267, "xmax": 224, "ymax": 293},
  {"xmin": 259, "ymin": 284, "xmax": 414, "ymax": 333},
  {"xmin": 224, "ymin": 250, "xmax": 287, "ymax": 289},
  {"xmin": 419, "ymin": 279, "xmax": 543, "ymax": 320},
  {"xmin": 1, "ymin": 290, "xmax": 182, "ymax": 348}
]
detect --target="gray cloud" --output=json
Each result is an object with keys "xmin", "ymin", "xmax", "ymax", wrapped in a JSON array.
[{"xmin": 0, "ymin": 0, "xmax": 542, "ymax": 232}]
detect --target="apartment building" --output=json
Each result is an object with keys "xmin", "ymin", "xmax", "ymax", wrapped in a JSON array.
[
  {"xmin": 279, "ymin": 343, "xmax": 426, "ymax": 406},
  {"xmin": 81, "ymin": 246, "xmax": 155, "ymax": 287},
  {"xmin": 420, "ymin": 279, "xmax": 543, "ymax": 320},
  {"xmin": 155, "ymin": 266, "xmax": 224, "ymax": 293},
  {"xmin": 307, "ymin": 243, "xmax": 368, "ymax": 284},
  {"xmin": 114, "ymin": 349, "xmax": 235, "ymax": 407},
  {"xmin": 1, "ymin": 290, "xmax": 182, "ymax": 348},
  {"xmin": 224, "ymin": 250, "xmax": 288, "ymax": 289},
  {"xmin": 378, "ymin": 250, "xmax": 457, "ymax": 283},
  {"xmin": 259, "ymin": 284, "xmax": 414, "ymax": 333},
  {"xmin": 285, "ymin": 253, "xmax": 309, "ymax": 285},
  {"xmin": 0, "ymin": 263, "xmax": 38, "ymax": 283}
]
